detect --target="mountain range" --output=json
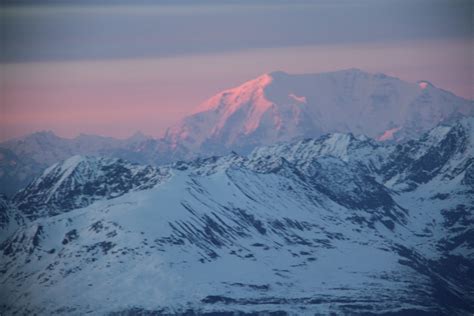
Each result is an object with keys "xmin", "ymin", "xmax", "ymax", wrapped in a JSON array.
[
  {"xmin": 1, "ymin": 116, "xmax": 473, "ymax": 315},
  {"xmin": 1, "ymin": 69, "xmax": 473, "ymax": 196},
  {"xmin": 0, "ymin": 131, "xmax": 152, "ymax": 196}
]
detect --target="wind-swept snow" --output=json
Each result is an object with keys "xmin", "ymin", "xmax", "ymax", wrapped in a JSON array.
[{"xmin": 0, "ymin": 118, "xmax": 473, "ymax": 315}]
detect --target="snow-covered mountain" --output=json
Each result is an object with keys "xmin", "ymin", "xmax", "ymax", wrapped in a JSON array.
[
  {"xmin": 13, "ymin": 155, "xmax": 170, "ymax": 220},
  {"xmin": 165, "ymin": 69, "xmax": 473, "ymax": 153},
  {"xmin": 1, "ymin": 131, "xmax": 152, "ymax": 167},
  {"xmin": 1, "ymin": 69, "xmax": 472, "ymax": 197},
  {"xmin": 0, "ymin": 131, "xmax": 154, "ymax": 196},
  {"xmin": 1, "ymin": 117, "xmax": 472, "ymax": 315}
]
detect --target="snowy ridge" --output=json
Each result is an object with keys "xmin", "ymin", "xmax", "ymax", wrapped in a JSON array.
[
  {"xmin": 1, "ymin": 131, "xmax": 151, "ymax": 167},
  {"xmin": 0, "ymin": 117, "xmax": 473, "ymax": 315},
  {"xmin": 248, "ymin": 132, "xmax": 385, "ymax": 168},
  {"xmin": 0, "ymin": 131, "xmax": 154, "ymax": 196},
  {"xmin": 12, "ymin": 156, "xmax": 170, "ymax": 220},
  {"xmin": 381, "ymin": 117, "xmax": 474, "ymax": 191}
]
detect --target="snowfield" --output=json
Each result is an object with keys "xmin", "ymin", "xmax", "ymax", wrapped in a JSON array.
[{"xmin": 0, "ymin": 117, "xmax": 473, "ymax": 315}]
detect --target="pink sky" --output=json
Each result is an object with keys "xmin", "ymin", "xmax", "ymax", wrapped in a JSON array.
[{"xmin": 1, "ymin": 39, "xmax": 472, "ymax": 141}]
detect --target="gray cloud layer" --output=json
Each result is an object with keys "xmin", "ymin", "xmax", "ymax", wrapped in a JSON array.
[{"xmin": 1, "ymin": 0, "xmax": 472, "ymax": 62}]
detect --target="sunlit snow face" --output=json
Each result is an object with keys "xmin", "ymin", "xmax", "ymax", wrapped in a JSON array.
[
  {"xmin": 418, "ymin": 82, "xmax": 429, "ymax": 90},
  {"xmin": 288, "ymin": 93, "xmax": 307, "ymax": 104},
  {"xmin": 377, "ymin": 127, "xmax": 401, "ymax": 141}
]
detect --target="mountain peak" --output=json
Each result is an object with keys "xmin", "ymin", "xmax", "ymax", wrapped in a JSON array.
[
  {"xmin": 1, "ymin": 130, "xmax": 63, "ymax": 148},
  {"xmin": 127, "ymin": 131, "xmax": 151, "ymax": 143},
  {"xmin": 335, "ymin": 67, "xmax": 366, "ymax": 74},
  {"xmin": 417, "ymin": 80, "xmax": 435, "ymax": 90},
  {"xmin": 166, "ymin": 69, "xmax": 473, "ymax": 155},
  {"xmin": 23, "ymin": 130, "xmax": 59, "ymax": 142},
  {"xmin": 32, "ymin": 130, "xmax": 56, "ymax": 136},
  {"xmin": 247, "ymin": 72, "xmax": 274, "ymax": 89},
  {"xmin": 191, "ymin": 72, "xmax": 273, "ymax": 115},
  {"xmin": 267, "ymin": 70, "xmax": 289, "ymax": 78},
  {"xmin": 14, "ymin": 155, "xmax": 169, "ymax": 219}
]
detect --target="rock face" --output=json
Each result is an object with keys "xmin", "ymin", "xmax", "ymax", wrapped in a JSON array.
[
  {"xmin": 2, "ymin": 69, "xmax": 472, "ymax": 197},
  {"xmin": 1, "ymin": 117, "xmax": 472, "ymax": 315}
]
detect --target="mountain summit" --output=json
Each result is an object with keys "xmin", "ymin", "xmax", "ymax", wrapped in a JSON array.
[{"xmin": 165, "ymin": 69, "xmax": 473, "ymax": 154}]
